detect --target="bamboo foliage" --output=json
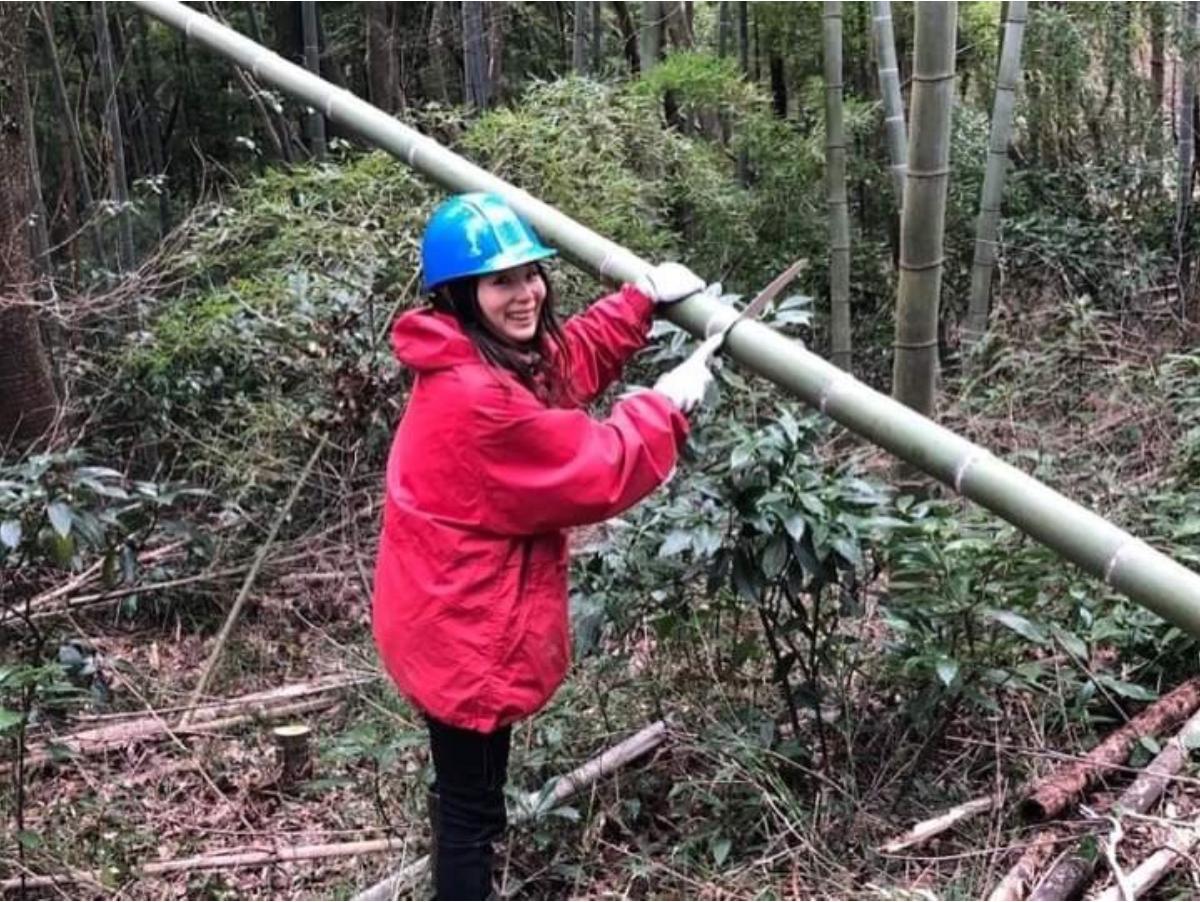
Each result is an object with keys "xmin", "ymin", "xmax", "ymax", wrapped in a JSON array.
[
  {"xmin": 892, "ymin": 1, "xmax": 957, "ymax": 416},
  {"xmin": 963, "ymin": 0, "xmax": 1028, "ymax": 346},
  {"xmin": 872, "ymin": 0, "xmax": 907, "ymax": 203},
  {"xmin": 824, "ymin": 2, "xmax": 851, "ymax": 371}
]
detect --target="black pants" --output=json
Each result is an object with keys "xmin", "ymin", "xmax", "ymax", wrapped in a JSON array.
[{"xmin": 427, "ymin": 716, "xmax": 512, "ymax": 901}]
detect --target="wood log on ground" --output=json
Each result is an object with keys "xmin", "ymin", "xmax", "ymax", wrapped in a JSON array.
[
  {"xmin": 8, "ymin": 673, "xmax": 372, "ymax": 771},
  {"xmin": 988, "ymin": 830, "xmax": 1060, "ymax": 902},
  {"xmin": 353, "ymin": 720, "xmax": 670, "ymax": 901},
  {"xmin": 1093, "ymin": 825, "xmax": 1200, "ymax": 902},
  {"xmin": 879, "ymin": 794, "xmax": 997, "ymax": 853},
  {"xmin": 1027, "ymin": 704, "xmax": 1200, "ymax": 900},
  {"xmin": 1022, "ymin": 677, "xmax": 1200, "ymax": 821}
]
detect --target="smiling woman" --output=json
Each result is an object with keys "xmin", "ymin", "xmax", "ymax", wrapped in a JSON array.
[{"xmin": 372, "ymin": 191, "xmax": 713, "ymax": 899}]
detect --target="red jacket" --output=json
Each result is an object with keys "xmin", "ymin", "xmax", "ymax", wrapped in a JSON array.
[{"xmin": 372, "ymin": 286, "xmax": 688, "ymax": 732}]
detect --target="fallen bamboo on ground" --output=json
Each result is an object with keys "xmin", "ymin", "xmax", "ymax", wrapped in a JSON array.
[
  {"xmin": 142, "ymin": 837, "xmax": 405, "ymax": 875},
  {"xmin": 879, "ymin": 793, "xmax": 997, "ymax": 853},
  {"xmin": 988, "ymin": 830, "xmax": 1060, "ymax": 902},
  {"xmin": 1027, "ymin": 703, "xmax": 1200, "ymax": 900},
  {"xmin": 354, "ymin": 720, "xmax": 670, "ymax": 901},
  {"xmin": 1022, "ymin": 677, "xmax": 1200, "ymax": 821},
  {"xmin": 10, "ymin": 674, "xmax": 371, "ymax": 770},
  {"xmin": 1093, "ymin": 820, "xmax": 1200, "ymax": 902},
  {"xmin": 184, "ymin": 434, "xmax": 328, "ymax": 718}
]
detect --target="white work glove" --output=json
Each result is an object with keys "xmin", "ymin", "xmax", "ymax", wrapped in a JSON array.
[
  {"xmin": 635, "ymin": 262, "xmax": 705, "ymax": 305},
  {"xmin": 651, "ymin": 334, "xmax": 723, "ymax": 414}
]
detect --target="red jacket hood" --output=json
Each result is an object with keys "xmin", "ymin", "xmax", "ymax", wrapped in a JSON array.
[{"xmin": 391, "ymin": 308, "xmax": 480, "ymax": 372}]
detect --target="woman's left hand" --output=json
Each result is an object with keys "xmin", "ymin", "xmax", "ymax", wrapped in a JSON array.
[{"xmin": 635, "ymin": 262, "xmax": 705, "ymax": 305}]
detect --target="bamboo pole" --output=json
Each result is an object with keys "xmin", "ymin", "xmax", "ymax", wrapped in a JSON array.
[
  {"xmin": 1093, "ymin": 825, "xmax": 1200, "ymax": 902},
  {"xmin": 988, "ymin": 830, "xmax": 1060, "ymax": 902},
  {"xmin": 893, "ymin": 1, "xmax": 956, "ymax": 418},
  {"xmin": 93, "ymin": 1, "xmax": 136, "ymax": 271},
  {"xmin": 963, "ymin": 0, "xmax": 1029, "ymax": 347},
  {"xmin": 1177, "ymin": 1, "xmax": 1198, "ymax": 310},
  {"xmin": 823, "ymin": 2, "xmax": 851, "ymax": 372},
  {"xmin": 871, "ymin": 0, "xmax": 907, "ymax": 202},
  {"xmin": 879, "ymin": 794, "xmax": 997, "ymax": 853},
  {"xmin": 131, "ymin": 0, "xmax": 1200, "ymax": 642}
]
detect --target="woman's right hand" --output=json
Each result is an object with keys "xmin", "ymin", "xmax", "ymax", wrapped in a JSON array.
[{"xmin": 652, "ymin": 334, "xmax": 722, "ymax": 413}]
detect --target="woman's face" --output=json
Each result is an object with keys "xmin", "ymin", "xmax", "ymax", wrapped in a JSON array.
[{"xmin": 476, "ymin": 263, "xmax": 547, "ymax": 344}]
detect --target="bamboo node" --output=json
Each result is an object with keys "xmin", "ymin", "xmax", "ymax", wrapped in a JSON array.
[
  {"xmin": 899, "ymin": 256, "xmax": 947, "ymax": 273},
  {"xmin": 892, "ymin": 338, "xmax": 939, "ymax": 351},
  {"xmin": 818, "ymin": 372, "xmax": 854, "ymax": 415},
  {"xmin": 953, "ymin": 450, "xmax": 990, "ymax": 493},
  {"xmin": 1104, "ymin": 540, "xmax": 1145, "ymax": 584},
  {"xmin": 905, "ymin": 166, "xmax": 952, "ymax": 179}
]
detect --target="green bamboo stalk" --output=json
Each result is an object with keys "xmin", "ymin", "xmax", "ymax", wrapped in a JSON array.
[
  {"xmin": 963, "ymin": 1, "xmax": 1028, "ymax": 348},
  {"xmin": 824, "ymin": 3, "xmax": 851, "ymax": 372},
  {"xmin": 94, "ymin": 1, "xmax": 135, "ymax": 271},
  {"xmin": 133, "ymin": 0, "xmax": 1200, "ymax": 650},
  {"xmin": 871, "ymin": 0, "xmax": 907, "ymax": 203},
  {"xmin": 1178, "ymin": 1, "xmax": 1197, "ymax": 304},
  {"xmin": 892, "ymin": 1, "xmax": 956, "ymax": 418}
]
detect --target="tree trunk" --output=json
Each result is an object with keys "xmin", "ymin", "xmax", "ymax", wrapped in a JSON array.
[
  {"xmin": 769, "ymin": 53, "xmax": 787, "ymax": 116},
  {"xmin": 38, "ymin": 3, "xmax": 106, "ymax": 269},
  {"xmin": 612, "ymin": 1, "xmax": 640, "ymax": 74},
  {"xmin": 22, "ymin": 62, "xmax": 50, "ymax": 286},
  {"xmin": 639, "ymin": 1, "xmax": 663, "ymax": 73},
  {"xmin": 963, "ymin": 0, "xmax": 1028, "ymax": 348},
  {"xmin": 892, "ymin": 1, "xmax": 957, "ymax": 417},
  {"xmin": 1178, "ymin": 1, "xmax": 1198, "ymax": 314},
  {"xmin": 872, "ymin": 0, "xmax": 908, "ymax": 204},
  {"xmin": 825, "ymin": 2, "xmax": 851, "ymax": 372},
  {"xmin": 736, "ymin": 0, "xmax": 750, "ymax": 185},
  {"xmin": 135, "ymin": 10, "xmax": 171, "ymax": 235},
  {"xmin": 0, "ymin": 4, "xmax": 57, "ymax": 447},
  {"xmin": 300, "ymin": 1, "xmax": 326, "ymax": 157},
  {"xmin": 717, "ymin": 0, "xmax": 731, "ymax": 58},
  {"xmin": 591, "ymin": 1, "xmax": 604, "ymax": 72},
  {"xmin": 663, "ymin": 0, "xmax": 693, "ymax": 49},
  {"xmin": 1150, "ymin": 4, "xmax": 1165, "ymax": 123},
  {"xmin": 463, "ymin": 1, "xmax": 490, "ymax": 109},
  {"xmin": 93, "ymin": 0, "xmax": 135, "ymax": 271},
  {"xmin": 367, "ymin": 3, "xmax": 403, "ymax": 113},
  {"xmin": 426, "ymin": 2, "xmax": 454, "ymax": 104},
  {"xmin": 487, "ymin": 3, "xmax": 506, "ymax": 102},
  {"xmin": 573, "ymin": 0, "xmax": 591, "ymax": 73}
]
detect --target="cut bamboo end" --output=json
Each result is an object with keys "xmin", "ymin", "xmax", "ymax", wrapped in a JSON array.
[{"xmin": 273, "ymin": 722, "xmax": 313, "ymax": 789}]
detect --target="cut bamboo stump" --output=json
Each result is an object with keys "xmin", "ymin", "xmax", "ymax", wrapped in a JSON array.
[
  {"xmin": 1022, "ymin": 677, "xmax": 1200, "ymax": 821},
  {"xmin": 273, "ymin": 723, "xmax": 312, "ymax": 789}
]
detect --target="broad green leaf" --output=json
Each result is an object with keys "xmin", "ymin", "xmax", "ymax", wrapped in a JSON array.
[
  {"xmin": 0, "ymin": 520, "xmax": 21, "ymax": 549},
  {"xmin": 710, "ymin": 836, "xmax": 732, "ymax": 868},
  {"xmin": 935, "ymin": 657, "xmax": 959, "ymax": 687},
  {"xmin": 762, "ymin": 536, "xmax": 788, "ymax": 577},
  {"xmin": 658, "ymin": 530, "xmax": 692, "ymax": 557},
  {"xmin": 783, "ymin": 512, "xmax": 806, "ymax": 542},
  {"xmin": 988, "ymin": 609, "xmax": 1049, "ymax": 644},
  {"xmin": 47, "ymin": 501, "xmax": 73, "ymax": 538},
  {"xmin": 1094, "ymin": 674, "xmax": 1158, "ymax": 702},
  {"xmin": 0, "ymin": 707, "xmax": 23, "ymax": 732},
  {"xmin": 1051, "ymin": 626, "xmax": 1088, "ymax": 660}
]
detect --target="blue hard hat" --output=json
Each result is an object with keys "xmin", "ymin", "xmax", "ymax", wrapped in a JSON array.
[{"xmin": 420, "ymin": 192, "xmax": 558, "ymax": 293}]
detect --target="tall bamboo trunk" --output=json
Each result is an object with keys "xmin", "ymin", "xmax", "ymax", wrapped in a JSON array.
[
  {"xmin": 0, "ymin": 4, "xmax": 57, "ymax": 447},
  {"xmin": 93, "ymin": 0, "xmax": 135, "ymax": 271},
  {"xmin": 736, "ymin": 0, "xmax": 749, "ymax": 185},
  {"xmin": 872, "ymin": 0, "xmax": 907, "ymax": 204},
  {"xmin": 135, "ymin": 10, "xmax": 171, "ymax": 235},
  {"xmin": 1178, "ymin": 1, "xmax": 1198, "ymax": 313},
  {"xmin": 1150, "ymin": 4, "xmax": 1165, "ymax": 123},
  {"xmin": 963, "ymin": 0, "xmax": 1028, "ymax": 347},
  {"xmin": 892, "ymin": 1, "xmax": 957, "ymax": 417},
  {"xmin": 824, "ymin": 2, "xmax": 851, "ymax": 372},
  {"xmin": 462, "ymin": 1, "xmax": 490, "ymax": 109},
  {"xmin": 591, "ymin": 2, "xmax": 603, "ymax": 72},
  {"xmin": 573, "ymin": 0, "xmax": 591, "ymax": 73},
  {"xmin": 639, "ymin": 1, "xmax": 662, "ymax": 73},
  {"xmin": 300, "ymin": 1, "xmax": 325, "ymax": 157}
]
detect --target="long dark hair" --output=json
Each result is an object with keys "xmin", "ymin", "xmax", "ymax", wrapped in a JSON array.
[{"xmin": 431, "ymin": 263, "xmax": 576, "ymax": 407}]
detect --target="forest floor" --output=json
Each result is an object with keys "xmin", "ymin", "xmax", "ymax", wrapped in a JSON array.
[{"xmin": 6, "ymin": 286, "xmax": 1200, "ymax": 901}]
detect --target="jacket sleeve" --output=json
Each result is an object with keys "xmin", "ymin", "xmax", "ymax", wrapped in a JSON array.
[
  {"xmin": 559, "ymin": 285, "xmax": 656, "ymax": 405},
  {"xmin": 472, "ymin": 382, "xmax": 688, "ymax": 536}
]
